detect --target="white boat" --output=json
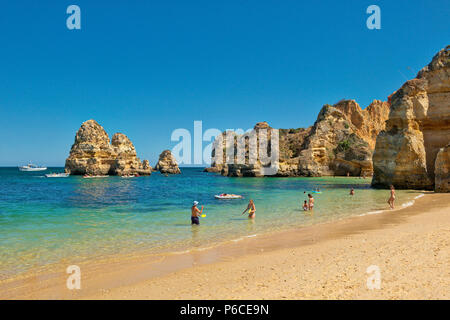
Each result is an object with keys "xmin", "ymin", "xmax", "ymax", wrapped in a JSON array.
[
  {"xmin": 214, "ymin": 194, "xmax": 243, "ymax": 199},
  {"xmin": 19, "ymin": 163, "xmax": 47, "ymax": 172},
  {"xmin": 45, "ymin": 173, "xmax": 69, "ymax": 178}
]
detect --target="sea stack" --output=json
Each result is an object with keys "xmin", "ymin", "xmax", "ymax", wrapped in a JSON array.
[
  {"xmin": 372, "ymin": 46, "xmax": 450, "ymax": 191},
  {"xmin": 154, "ymin": 150, "xmax": 181, "ymax": 174},
  {"xmin": 65, "ymin": 120, "xmax": 152, "ymax": 176}
]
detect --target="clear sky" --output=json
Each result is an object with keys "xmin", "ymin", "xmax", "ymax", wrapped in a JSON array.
[{"xmin": 0, "ymin": 0, "xmax": 448, "ymax": 166}]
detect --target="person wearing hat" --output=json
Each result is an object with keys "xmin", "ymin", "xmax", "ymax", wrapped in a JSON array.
[{"xmin": 191, "ymin": 201, "xmax": 204, "ymax": 225}]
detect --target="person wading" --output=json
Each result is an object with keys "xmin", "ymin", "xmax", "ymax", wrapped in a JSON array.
[{"xmin": 191, "ymin": 201, "xmax": 203, "ymax": 225}]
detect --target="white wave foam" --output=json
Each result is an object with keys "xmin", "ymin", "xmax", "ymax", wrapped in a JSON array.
[
  {"xmin": 195, "ymin": 246, "xmax": 215, "ymax": 251},
  {"xmin": 402, "ymin": 200, "xmax": 415, "ymax": 208},
  {"xmin": 358, "ymin": 210, "xmax": 385, "ymax": 217},
  {"xmin": 414, "ymin": 193, "xmax": 425, "ymax": 199},
  {"xmin": 171, "ymin": 249, "xmax": 191, "ymax": 255}
]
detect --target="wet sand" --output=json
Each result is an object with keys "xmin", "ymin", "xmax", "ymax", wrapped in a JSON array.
[{"xmin": 1, "ymin": 193, "xmax": 449, "ymax": 299}]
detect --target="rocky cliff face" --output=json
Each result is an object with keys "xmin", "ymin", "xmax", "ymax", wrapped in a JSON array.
[
  {"xmin": 333, "ymin": 99, "xmax": 390, "ymax": 149},
  {"xmin": 65, "ymin": 120, "xmax": 151, "ymax": 176},
  {"xmin": 154, "ymin": 150, "xmax": 181, "ymax": 174},
  {"xmin": 372, "ymin": 46, "xmax": 450, "ymax": 190},
  {"xmin": 295, "ymin": 100, "xmax": 390, "ymax": 177},
  {"xmin": 208, "ymin": 99, "xmax": 390, "ymax": 177}
]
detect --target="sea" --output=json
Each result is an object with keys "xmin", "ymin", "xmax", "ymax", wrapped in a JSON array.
[{"xmin": 0, "ymin": 167, "xmax": 423, "ymax": 279}]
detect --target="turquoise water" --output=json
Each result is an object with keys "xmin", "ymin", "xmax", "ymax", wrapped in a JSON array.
[{"xmin": 0, "ymin": 167, "xmax": 422, "ymax": 279}]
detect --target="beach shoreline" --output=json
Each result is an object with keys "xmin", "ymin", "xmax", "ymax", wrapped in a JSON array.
[{"xmin": 1, "ymin": 191, "xmax": 448, "ymax": 300}]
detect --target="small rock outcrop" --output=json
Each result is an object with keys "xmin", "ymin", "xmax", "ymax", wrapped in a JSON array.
[
  {"xmin": 372, "ymin": 46, "xmax": 450, "ymax": 190},
  {"xmin": 154, "ymin": 150, "xmax": 181, "ymax": 174},
  {"xmin": 65, "ymin": 120, "xmax": 151, "ymax": 176}
]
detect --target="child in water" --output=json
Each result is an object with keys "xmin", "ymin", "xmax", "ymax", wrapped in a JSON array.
[{"xmin": 302, "ymin": 200, "xmax": 308, "ymax": 211}]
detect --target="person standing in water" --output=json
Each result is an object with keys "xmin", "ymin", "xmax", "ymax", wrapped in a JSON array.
[
  {"xmin": 350, "ymin": 188, "xmax": 355, "ymax": 196},
  {"xmin": 308, "ymin": 194, "xmax": 314, "ymax": 210},
  {"xmin": 242, "ymin": 199, "xmax": 256, "ymax": 219},
  {"xmin": 191, "ymin": 201, "xmax": 204, "ymax": 225},
  {"xmin": 388, "ymin": 185, "xmax": 396, "ymax": 209}
]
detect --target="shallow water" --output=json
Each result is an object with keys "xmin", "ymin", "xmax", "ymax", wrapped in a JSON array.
[{"xmin": 0, "ymin": 167, "xmax": 422, "ymax": 279}]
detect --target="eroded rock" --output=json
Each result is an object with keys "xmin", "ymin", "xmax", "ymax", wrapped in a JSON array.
[
  {"xmin": 154, "ymin": 150, "xmax": 181, "ymax": 174},
  {"xmin": 372, "ymin": 46, "xmax": 450, "ymax": 190},
  {"xmin": 207, "ymin": 98, "xmax": 389, "ymax": 177},
  {"xmin": 65, "ymin": 120, "xmax": 151, "ymax": 176}
]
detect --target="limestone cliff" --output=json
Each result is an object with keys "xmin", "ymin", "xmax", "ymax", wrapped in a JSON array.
[
  {"xmin": 65, "ymin": 120, "xmax": 151, "ymax": 176},
  {"xmin": 333, "ymin": 99, "xmax": 390, "ymax": 149},
  {"xmin": 154, "ymin": 150, "xmax": 181, "ymax": 174},
  {"xmin": 295, "ymin": 103, "xmax": 371, "ymax": 177},
  {"xmin": 372, "ymin": 46, "xmax": 450, "ymax": 190}
]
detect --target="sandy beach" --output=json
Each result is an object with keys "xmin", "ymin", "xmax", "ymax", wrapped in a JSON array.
[
  {"xmin": 88, "ymin": 192, "xmax": 448, "ymax": 300},
  {"xmin": 3, "ymin": 192, "xmax": 447, "ymax": 300}
]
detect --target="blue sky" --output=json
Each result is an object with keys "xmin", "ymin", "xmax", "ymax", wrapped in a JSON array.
[{"xmin": 0, "ymin": 0, "xmax": 448, "ymax": 166}]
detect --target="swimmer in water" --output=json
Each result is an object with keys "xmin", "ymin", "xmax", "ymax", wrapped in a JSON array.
[{"xmin": 242, "ymin": 199, "xmax": 256, "ymax": 219}]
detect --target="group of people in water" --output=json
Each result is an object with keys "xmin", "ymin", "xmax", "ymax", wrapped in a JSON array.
[
  {"xmin": 302, "ymin": 192, "xmax": 315, "ymax": 211},
  {"xmin": 191, "ymin": 184, "xmax": 397, "ymax": 225}
]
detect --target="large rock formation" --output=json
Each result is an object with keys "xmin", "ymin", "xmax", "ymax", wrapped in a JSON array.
[
  {"xmin": 207, "ymin": 99, "xmax": 390, "ymax": 177},
  {"xmin": 372, "ymin": 46, "xmax": 450, "ymax": 190},
  {"xmin": 65, "ymin": 120, "xmax": 151, "ymax": 176},
  {"xmin": 154, "ymin": 150, "xmax": 181, "ymax": 174},
  {"xmin": 295, "ymin": 99, "xmax": 390, "ymax": 177}
]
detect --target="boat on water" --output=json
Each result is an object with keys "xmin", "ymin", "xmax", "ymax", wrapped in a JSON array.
[
  {"xmin": 215, "ymin": 194, "xmax": 243, "ymax": 199},
  {"xmin": 18, "ymin": 163, "xmax": 47, "ymax": 172},
  {"xmin": 45, "ymin": 173, "xmax": 69, "ymax": 178}
]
